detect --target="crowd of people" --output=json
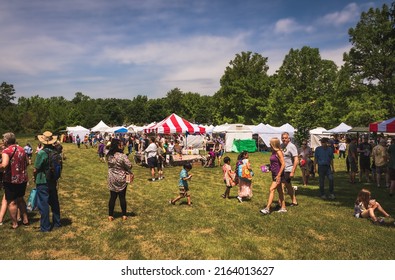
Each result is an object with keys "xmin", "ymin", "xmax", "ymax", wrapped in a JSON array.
[{"xmin": 1, "ymin": 129, "xmax": 394, "ymax": 231}]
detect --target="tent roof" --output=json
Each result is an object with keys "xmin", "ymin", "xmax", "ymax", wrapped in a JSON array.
[
  {"xmin": 224, "ymin": 124, "xmax": 253, "ymax": 133},
  {"xmin": 91, "ymin": 120, "xmax": 110, "ymax": 132},
  {"xmin": 324, "ymin": 122, "xmax": 352, "ymax": 133},
  {"xmin": 114, "ymin": 127, "xmax": 128, "ymax": 133},
  {"xmin": 309, "ymin": 127, "xmax": 327, "ymax": 134},
  {"xmin": 144, "ymin": 113, "xmax": 205, "ymax": 134},
  {"xmin": 369, "ymin": 117, "xmax": 395, "ymax": 133}
]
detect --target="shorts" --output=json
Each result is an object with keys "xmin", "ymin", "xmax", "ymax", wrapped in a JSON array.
[
  {"xmin": 216, "ymin": 150, "xmax": 224, "ymax": 157},
  {"xmin": 281, "ymin": 172, "xmax": 292, "ymax": 184},
  {"xmin": 147, "ymin": 157, "xmax": 158, "ymax": 168},
  {"xmin": 349, "ymin": 158, "xmax": 358, "ymax": 172},
  {"xmin": 375, "ymin": 164, "xmax": 387, "ymax": 175},
  {"xmin": 98, "ymin": 152, "xmax": 105, "ymax": 158},
  {"xmin": 272, "ymin": 173, "xmax": 284, "ymax": 182},
  {"xmin": 389, "ymin": 168, "xmax": 395, "ymax": 181},
  {"xmin": 179, "ymin": 186, "xmax": 190, "ymax": 197},
  {"xmin": 3, "ymin": 182, "xmax": 27, "ymax": 202},
  {"xmin": 359, "ymin": 158, "xmax": 371, "ymax": 170}
]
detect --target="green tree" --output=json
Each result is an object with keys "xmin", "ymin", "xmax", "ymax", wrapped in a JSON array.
[
  {"xmin": 214, "ymin": 51, "xmax": 270, "ymax": 124},
  {"xmin": 267, "ymin": 47, "xmax": 338, "ymax": 142},
  {"xmin": 346, "ymin": 3, "xmax": 395, "ymax": 118},
  {"xmin": 0, "ymin": 82, "xmax": 16, "ymax": 109}
]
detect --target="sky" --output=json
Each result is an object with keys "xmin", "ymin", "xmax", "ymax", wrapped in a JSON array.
[{"xmin": 0, "ymin": 0, "xmax": 390, "ymax": 101}]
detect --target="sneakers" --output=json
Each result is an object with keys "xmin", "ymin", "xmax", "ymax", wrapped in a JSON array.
[
  {"xmin": 320, "ymin": 194, "xmax": 327, "ymax": 199},
  {"xmin": 328, "ymin": 194, "xmax": 336, "ymax": 200},
  {"xmin": 237, "ymin": 196, "xmax": 243, "ymax": 203},
  {"xmin": 260, "ymin": 208, "xmax": 270, "ymax": 215},
  {"xmin": 169, "ymin": 200, "xmax": 175, "ymax": 205},
  {"xmin": 277, "ymin": 208, "xmax": 287, "ymax": 213}
]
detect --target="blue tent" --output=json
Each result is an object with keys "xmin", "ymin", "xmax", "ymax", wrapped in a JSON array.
[{"xmin": 114, "ymin": 127, "xmax": 128, "ymax": 133}]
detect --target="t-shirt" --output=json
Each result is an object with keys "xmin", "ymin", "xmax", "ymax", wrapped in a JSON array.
[
  {"xmin": 2, "ymin": 145, "xmax": 28, "ymax": 184},
  {"xmin": 281, "ymin": 142, "xmax": 298, "ymax": 172},
  {"xmin": 178, "ymin": 168, "xmax": 189, "ymax": 190},
  {"xmin": 372, "ymin": 144, "xmax": 387, "ymax": 167},
  {"xmin": 144, "ymin": 143, "xmax": 158, "ymax": 158},
  {"xmin": 314, "ymin": 146, "xmax": 334, "ymax": 166}
]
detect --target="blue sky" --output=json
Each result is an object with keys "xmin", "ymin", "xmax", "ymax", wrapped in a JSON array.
[{"xmin": 0, "ymin": 0, "xmax": 389, "ymax": 100}]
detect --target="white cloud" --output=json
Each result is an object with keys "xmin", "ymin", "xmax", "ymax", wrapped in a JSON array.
[
  {"xmin": 274, "ymin": 18, "xmax": 314, "ymax": 35},
  {"xmin": 320, "ymin": 44, "xmax": 351, "ymax": 68},
  {"xmin": 320, "ymin": 3, "xmax": 361, "ymax": 27}
]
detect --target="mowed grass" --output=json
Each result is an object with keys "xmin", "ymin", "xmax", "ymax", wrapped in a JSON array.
[{"xmin": 1, "ymin": 136, "xmax": 394, "ymax": 260}]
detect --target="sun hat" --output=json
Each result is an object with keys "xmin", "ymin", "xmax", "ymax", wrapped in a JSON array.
[{"xmin": 37, "ymin": 131, "xmax": 58, "ymax": 145}]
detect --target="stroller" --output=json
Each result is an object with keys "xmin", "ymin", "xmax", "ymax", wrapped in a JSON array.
[{"xmin": 203, "ymin": 149, "xmax": 216, "ymax": 168}]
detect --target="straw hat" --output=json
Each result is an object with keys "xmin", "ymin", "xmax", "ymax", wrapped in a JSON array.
[{"xmin": 37, "ymin": 131, "xmax": 58, "ymax": 145}]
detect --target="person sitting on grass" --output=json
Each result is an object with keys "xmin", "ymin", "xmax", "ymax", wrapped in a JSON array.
[
  {"xmin": 354, "ymin": 188, "xmax": 390, "ymax": 224},
  {"xmin": 169, "ymin": 163, "xmax": 193, "ymax": 206}
]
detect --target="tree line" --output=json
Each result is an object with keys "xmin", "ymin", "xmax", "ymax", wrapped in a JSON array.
[{"xmin": 1, "ymin": 3, "xmax": 394, "ymax": 141}]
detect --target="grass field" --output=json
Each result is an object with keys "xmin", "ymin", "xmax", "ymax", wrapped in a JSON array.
[{"xmin": 1, "ymin": 136, "xmax": 394, "ymax": 260}]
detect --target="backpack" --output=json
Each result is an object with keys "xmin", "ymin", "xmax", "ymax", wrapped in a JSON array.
[
  {"xmin": 44, "ymin": 149, "xmax": 62, "ymax": 182},
  {"xmin": 237, "ymin": 161, "xmax": 253, "ymax": 180}
]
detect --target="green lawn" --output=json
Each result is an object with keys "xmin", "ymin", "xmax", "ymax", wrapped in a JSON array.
[{"xmin": 1, "ymin": 136, "xmax": 394, "ymax": 260}]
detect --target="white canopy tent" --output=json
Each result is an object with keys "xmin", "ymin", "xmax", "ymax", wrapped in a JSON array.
[
  {"xmin": 309, "ymin": 127, "xmax": 327, "ymax": 150},
  {"xmin": 222, "ymin": 124, "xmax": 254, "ymax": 152},
  {"xmin": 91, "ymin": 120, "xmax": 110, "ymax": 133},
  {"xmin": 66, "ymin": 125, "xmax": 89, "ymax": 142},
  {"xmin": 324, "ymin": 122, "xmax": 352, "ymax": 134},
  {"xmin": 252, "ymin": 123, "xmax": 295, "ymax": 146}
]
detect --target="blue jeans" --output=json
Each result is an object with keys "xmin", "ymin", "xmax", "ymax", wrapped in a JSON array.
[
  {"xmin": 318, "ymin": 165, "xmax": 334, "ymax": 196},
  {"xmin": 36, "ymin": 183, "xmax": 61, "ymax": 232}
]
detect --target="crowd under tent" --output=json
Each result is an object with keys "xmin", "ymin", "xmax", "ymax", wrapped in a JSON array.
[{"xmin": 66, "ymin": 125, "xmax": 89, "ymax": 142}]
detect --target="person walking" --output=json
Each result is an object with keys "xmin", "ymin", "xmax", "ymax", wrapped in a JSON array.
[
  {"xmin": 144, "ymin": 137, "xmax": 159, "ymax": 181},
  {"xmin": 34, "ymin": 131, "xmax": 62, "ymax": 231},
  {"xmin": 280, "ymin": 132, "xmax": 298, "ymax": 206},
  {"xmin": 314, "ymin": 137, "xmax": 335, "ymax": 199},
  {"xmin": 106, "ymin": 138, "xmax": 133, "ymax": 221},
  {"xmin": 260, "ymin": 137, "xmax": 286, "ymax": 215},
  {"xmin": 169, "ymin": 163, "xmax": 193, "ymax": 206}
]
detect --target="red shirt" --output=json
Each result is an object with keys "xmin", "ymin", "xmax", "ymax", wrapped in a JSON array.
[{"xmin": 2, "ymin": 144, "xmax": 28, "ymax": 184}]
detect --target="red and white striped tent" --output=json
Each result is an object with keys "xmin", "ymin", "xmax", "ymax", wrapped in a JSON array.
[
  {"xmin": 369, "ymin": 117, "xmax": 395, "ymax": 133},
  {"xmin": 144, "ymin": 113, "xmax": 206, "ymax": 134}
]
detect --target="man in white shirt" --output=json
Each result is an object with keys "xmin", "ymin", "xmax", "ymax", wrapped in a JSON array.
[{"xmin": 144, "ymin": 137, "xmax": 158, "ymax": 181}]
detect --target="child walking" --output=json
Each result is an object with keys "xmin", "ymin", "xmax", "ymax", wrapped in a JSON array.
[
  {"xmin": 354, "ymin": 188, "xmax": 391, "ymax": 224},
  {"xmin": 169, "ymin": 163, "xmax": 193, "ymax": 206},
  {"xmin": 221, "ymin": 156, "xmax": 236, "ymax": 199}
]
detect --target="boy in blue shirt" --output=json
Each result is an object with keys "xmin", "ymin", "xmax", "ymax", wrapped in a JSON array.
[{"xmin": 169, "ymin": 163, "xmax": 193, "ymax": 206}]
